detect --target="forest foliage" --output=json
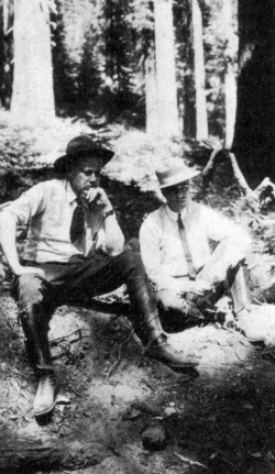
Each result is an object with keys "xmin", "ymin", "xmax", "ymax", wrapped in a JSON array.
[
  {"xmin": 0, "ymin": 0, "xmax": 237, "ymax": 133},
  {"xmin": 0, "ymin": 0, "xmax": 274, "ymax": 183}
]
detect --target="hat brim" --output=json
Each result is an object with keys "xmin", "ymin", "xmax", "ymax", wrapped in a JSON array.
[
  {"xmin": 54, "ymin": 149, "xmax": 114, "ymax": 173},
  {"xmin": 159, "ymin": 169, "xmax": 200, "ymax": 189}
]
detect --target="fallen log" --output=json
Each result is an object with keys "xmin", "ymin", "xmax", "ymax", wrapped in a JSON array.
[{"xmin": 0, "ymin": 434, "xmax": 110, "ymax": 472}]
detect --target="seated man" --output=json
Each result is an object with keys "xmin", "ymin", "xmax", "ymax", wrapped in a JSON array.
[
  {"xmin": 0, "ymin": 136, "xmax": 198, "ymax": 418},
  {"xmin": 140, "ymin": 162, "xmax": 251, "ymax": 329}
]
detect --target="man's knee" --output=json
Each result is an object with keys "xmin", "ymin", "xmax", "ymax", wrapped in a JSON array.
[
  {"xmin": 15, "ymin": 273, "xmax": 45, "ymax": 308},
  {"xmin": 115, "ymin": 250, "xmax": 145, "ymax": 275}
]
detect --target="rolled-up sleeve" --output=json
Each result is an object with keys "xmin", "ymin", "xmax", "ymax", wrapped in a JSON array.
[{"xmin": 4, "ymin": 182, "xmax": 46, "ymax": 225}]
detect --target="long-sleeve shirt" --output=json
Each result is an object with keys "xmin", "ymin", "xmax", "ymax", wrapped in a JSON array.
[
  {"xmin": 2, "ymin": 179, "xmax": 123, "ymax": 263},
  {"xmin": 139, "ymin": 200, "xmax": 251, "ymax": 292}
]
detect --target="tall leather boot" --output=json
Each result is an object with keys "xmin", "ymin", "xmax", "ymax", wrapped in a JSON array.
[
  {"xmin": 19, "ymin": 309, "xmax": 56, "ymax": 417},
  {"xmin": 126, "ymin": 279, "xmax": 199, "ymax": 372},
  {"xmin": 230, "ymin": 266, "xmax": 251, "ymax": 315},
  {"xmin": 229, "ymin": 266, "xmax": 265, "ymax": 342}
]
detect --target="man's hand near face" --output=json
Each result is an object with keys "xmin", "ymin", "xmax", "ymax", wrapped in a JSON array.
[
  {"xmin": 80, "ymin": 187, "xmax": 113, "ymax": 213},
  {"xmin": 79, "ymin": 186, "xmax": 124, "ymax": 256}
]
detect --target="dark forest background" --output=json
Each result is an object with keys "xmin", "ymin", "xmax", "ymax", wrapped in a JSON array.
[{"xmin": 0, "ymin": 0, "xmax": 274, "ymax": 184}]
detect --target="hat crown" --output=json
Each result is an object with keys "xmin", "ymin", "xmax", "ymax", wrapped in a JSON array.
[
  {"xmin": 66, "ymin": 134, "xmax": 106, "ymax": 157},
  {"xmin": 156, "ymin": 163, "xmax": 200, "ymax": 189},
  {"xmin": 54, "ymin": 134, "xmax": 114, "ymax": 173}
]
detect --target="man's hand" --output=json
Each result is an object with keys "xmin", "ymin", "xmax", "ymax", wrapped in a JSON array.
[
  {"xmin": 157, "ymin": 289, "xmax": 188, "ymax": 313},
  {"xmin": 179, "ymin": 279, "xmax": 213, "ymax": 297},
  {"xmin": 81, "ymin": 187, "xmax": 112, "ymax": 212},
  {"xmin": 187, "ymin": 279, "xmax": 213, "ymax": 296},
  {"xmin": 13, "ymin": 265, "xmax": 45, "ymax": 279}
]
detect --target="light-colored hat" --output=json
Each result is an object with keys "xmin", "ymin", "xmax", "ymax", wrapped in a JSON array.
[{"xmin": 156, "ymin": 162, "xmax": 200, "ymax": 189}]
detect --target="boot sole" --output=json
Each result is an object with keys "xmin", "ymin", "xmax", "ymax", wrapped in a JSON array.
[
  {"xmin": 34, "ymin": 400, "xmax": 56, "ymax": 418},
  {"xmin": 33, "ymin": 400, "xmax": 56, "ymax": 417},
  {"xmin": 147, "ymin": 351, "xmax": 199, "ymax": 370}
]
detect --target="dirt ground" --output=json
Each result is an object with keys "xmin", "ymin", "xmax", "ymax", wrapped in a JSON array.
[{"xmin": 1, "ymin": 291, "xmax": 275, "ymax": 474}]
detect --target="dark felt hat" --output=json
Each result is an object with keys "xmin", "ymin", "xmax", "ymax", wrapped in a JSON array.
[{"xmin": 54, "ymin": 134, "xmax": 114, "ymax": 173}]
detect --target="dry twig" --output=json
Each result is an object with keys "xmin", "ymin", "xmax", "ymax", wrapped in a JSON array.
[
  {"xmin": 106, "ymin": 327, "xmax": 135, "ymax": 381},
  {"xmin": 174, "ymin": 452, "xmax": 209, "ymax": 471}
]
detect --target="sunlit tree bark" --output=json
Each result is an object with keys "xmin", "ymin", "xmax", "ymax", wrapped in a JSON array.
[
  {"xmin": 191, "ymin": 0, "xmax": 208, "ymax": 141},
  {"xmin": 223, "ymin": 0, "xmax": 237, "ymax": 148},
  {"xmin": 11, "ymin": 0, "xmax": 55, "ymax": 126},
  {"xmin": 145, "ymin": 47, "xmax": 158, "ymax": 135},
  {"xmin": 153, "ymin": 0, "xmax": 178, "ymax": 138}
]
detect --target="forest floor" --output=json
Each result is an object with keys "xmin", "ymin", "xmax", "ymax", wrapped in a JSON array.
[{"xmin": 1, "ymin": 113, "xmax": 275, "ymax": 474}]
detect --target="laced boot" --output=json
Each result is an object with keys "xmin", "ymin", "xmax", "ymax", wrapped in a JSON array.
[{"xmin": 33, "ymin": 368, "xmax": 56, "ymax": 417}]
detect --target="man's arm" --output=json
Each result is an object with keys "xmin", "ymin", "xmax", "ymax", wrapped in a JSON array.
[
  {"xmin": 199, "ymin": 205, "xmax": 251, "ymax": 286},
  {"xmin": 83, "ymin": 187, "xmax": 125, "ymax": 256},
  {"xmin": 101, "ymin": 210, "xmax": 125, "ymax": 256},
  {"xmin": 0, "ymin": 183, "xmax": 48, "ymax": 277},
  {"xmin": 0, "ymin": 209, "xmax": 44, "ymax": 277}
]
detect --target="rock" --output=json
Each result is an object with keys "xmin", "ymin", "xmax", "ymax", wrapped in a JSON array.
[
  {"xmin": 141, "ymin": 424, "xmax": 167, "ymax": 451},
  {"xmin": 164, "ymin": 406, "xmax": 177, "ymax": 417},
  {"xmin": 0, "ymin": 363, "xmax": 8, "ymax": 372}
]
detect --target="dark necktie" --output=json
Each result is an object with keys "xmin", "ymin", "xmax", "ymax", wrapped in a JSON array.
[
  {"xmin": 177, "ymin": 213, "xmax": 196, "ymax": 280},
  {"xmin": 70, "ymin": 199, "xmax": 85, "ymax": 243}
]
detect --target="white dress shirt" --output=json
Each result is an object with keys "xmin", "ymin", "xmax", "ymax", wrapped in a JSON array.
[
  {"xmin": 139, "ymin": 199, "xmax": 251, "ymax": 292},
  {"xmin": 3, "ymin": 179, "xmax": 112, "ymax": 263}
]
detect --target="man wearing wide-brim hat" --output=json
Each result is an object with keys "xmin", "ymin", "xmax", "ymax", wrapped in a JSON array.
[
  {"xmin": 0, "ymin": 135, "xmax": 199, "ymax": 419},
  {"xmin": 140, "ymin": 162, "xmax": 252, "ymax": 328}
]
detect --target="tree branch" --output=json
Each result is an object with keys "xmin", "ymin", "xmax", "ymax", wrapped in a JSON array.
[{"xmin": 228, "ymin": 152, "xmax": 254, "ymax": 197}]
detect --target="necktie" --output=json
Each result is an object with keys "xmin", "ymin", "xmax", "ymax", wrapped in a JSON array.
[
  {"xmin": 177, "ymin": 213, "xmax": 196, "ymax": 280},
  {"xmin": 70, "ymin": 200, "xmax": 85, "ymax": 243}
]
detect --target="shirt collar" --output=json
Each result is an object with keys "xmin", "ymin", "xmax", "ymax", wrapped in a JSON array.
[
  {"xmin": 65, "ymin": 180, "xmax": 78, "ymax": 204},
  {"xmin": 165, "ymin": 205, "xmax": 187, "ymax": 222}
]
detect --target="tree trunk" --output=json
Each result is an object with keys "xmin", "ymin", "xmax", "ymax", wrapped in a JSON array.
[
  {"xmin": 145, "ymin": 47, "xmax": 158, "ymax": 136},
  {"xmin": 191, "ymin": 0, "xmax": 208, "ymax": 141},
  {"xmin": 153, "ymin": 0, "xmax": 179, "ymax": 138},
  {"xmin": 233, "ymin": 0, "xmax": 275, "ymax": 183},
  {"xmin": 11, "ymin": 0, "xmax": 55, "ymax": 126},
  {"xmin": 223, "ymin": 1, "xmax": 237, "ymax": 149},
  {"xmin": 224, "ymin": 63, "xmax": 237, "ymax": 149}
]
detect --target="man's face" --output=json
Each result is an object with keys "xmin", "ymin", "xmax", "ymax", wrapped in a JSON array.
[
  {"xmin": 162, "ymin": 181, "xmax": 189, "ymax": 213},
  {"xmin": 69, "ymin": 156, "xmax": 103, "ymax": 196}
]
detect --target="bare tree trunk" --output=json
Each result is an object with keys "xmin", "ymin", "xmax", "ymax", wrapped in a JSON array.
[
  {"xmin": 145, "ymin": 47, "xmax": 158, "ymax": 136},
  {"xmin": 223, "ymin": 1, "xmax": 237, "ymax": 148},
  {"xmin": 191, "ymin": 0, "xmax": 208, "ymax": 141},
  {"xmin": 224, "ymin": 64, "xmax": 237, "ymax": 148},
  {"xmin": 11, "ymin": 0, "xmax": 55, "ymax": 126},
  {"xmin": 154, "ymin": 0, "xmax": 179, "ymax": 138}
]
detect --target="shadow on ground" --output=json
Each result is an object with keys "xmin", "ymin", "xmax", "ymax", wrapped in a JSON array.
[{"xmin": 1, "ymin": 295, "xmax": 275, "ymax": 473}]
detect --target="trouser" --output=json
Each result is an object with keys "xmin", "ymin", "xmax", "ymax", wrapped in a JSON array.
[
  {"xmin": 158, "ymin": 263, "xmax": 251, "ymax": 331},
  {"xmin": 12, "ymin": 251, "xmax": 162, "ymax": 377}
]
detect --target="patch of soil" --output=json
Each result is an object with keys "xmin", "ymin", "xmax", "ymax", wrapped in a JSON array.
[{"xmin": 1, "ymin": 294, "xmax": 275, "ymax": 473}]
